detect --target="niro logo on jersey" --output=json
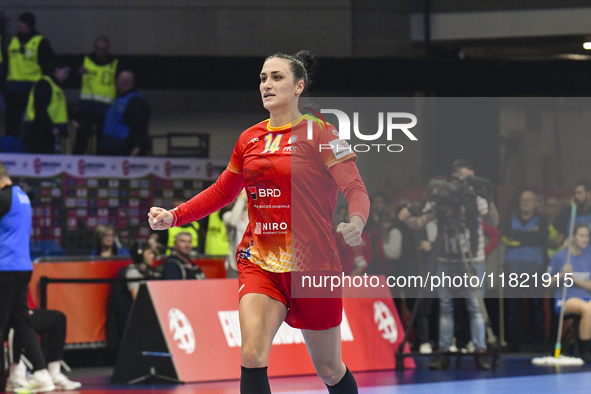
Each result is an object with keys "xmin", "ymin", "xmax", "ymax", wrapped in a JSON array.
[
  {"xmin": 248, "ymin": 187, "xmax": 281, "ymax": 200},
  {"xmin": 254, "ymin": 222, "xmax": 288, "ymax": 235}
]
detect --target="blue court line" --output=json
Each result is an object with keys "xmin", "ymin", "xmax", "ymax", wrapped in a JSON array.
[{"xmin": 280, "ymin": 371, "xmax": 591, "ymax": 394}]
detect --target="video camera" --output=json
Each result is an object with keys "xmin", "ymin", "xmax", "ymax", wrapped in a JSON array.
[{"xmin": 408, "ymin": 175, "xmax": 494, "ymax": 226}]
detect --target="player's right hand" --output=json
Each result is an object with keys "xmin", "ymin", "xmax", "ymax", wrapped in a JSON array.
[{"xmin": 148, "ymin": 207, "xmax": 174, "ymax": 230}]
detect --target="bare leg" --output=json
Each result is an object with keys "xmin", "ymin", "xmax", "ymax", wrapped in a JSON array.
[
  {"xmin": 302, "ymin": 325, "xmax": 347, "ymax": 386},
  {"xmin": 564, "ymin": 298, "xmax": 591, "ymax": 340},
  {"xmin": 239, "ymin": 293, "xmax": 287, "ymax": 367}
]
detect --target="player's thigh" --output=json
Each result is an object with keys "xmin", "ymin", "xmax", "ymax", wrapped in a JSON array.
[
  {"xmin": 301, "ymin": 325, "xmax": 343, "ymax": 368},
  {"xmin": 239, "ymin": 293, "xmax": 287, "ymax": 363}
]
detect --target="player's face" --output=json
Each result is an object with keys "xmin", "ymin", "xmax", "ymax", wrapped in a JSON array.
[
  {"xmin": 175, "ymin": 234, "xmax": 193, "ymax": 256},
  {"xmin": 260, "ymin": 58, "xmax": 302, "ymax": 113},
  {"xmin": 573, "ymin": 227, "xmax": 590, "ymax": 250}
]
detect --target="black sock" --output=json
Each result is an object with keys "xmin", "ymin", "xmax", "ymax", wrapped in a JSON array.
[
  {"xmin": 240, "ymin": 366, "xmax": 271, "ymax": 394},
  {"xmin": 326, "ymin": 366, "xmax": 358, "ymax": 394}
]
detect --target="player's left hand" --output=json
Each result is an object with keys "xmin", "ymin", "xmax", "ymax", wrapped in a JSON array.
[{"xmin": 337, "ymin": 221, "xmax": 363, "ymax": 247}]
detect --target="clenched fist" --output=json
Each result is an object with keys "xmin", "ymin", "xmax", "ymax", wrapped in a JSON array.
[
  {"xmin": 148, "ymin": 207, "xmax": 174, "ymax": 230},
  {"xmin": 337, "ymin": 216, "xmax": 364, "ymax": 246}
]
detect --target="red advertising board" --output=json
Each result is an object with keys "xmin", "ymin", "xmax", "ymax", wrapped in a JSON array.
[{"xmin": 130, "ymin": 278, "xmax": 413, "ymax": 382}]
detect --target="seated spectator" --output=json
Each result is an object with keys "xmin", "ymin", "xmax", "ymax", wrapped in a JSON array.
[
  {"xmin": 90, "ymin": 224, "xmax": 130, "ymax": 257},
  {"xmin": 549, "ymin": 224, "xmax": 591, "ymax": 362},
  {"xmin": 161, "ymin": 232, "xmax": 206, "ymax": 280},
  {"xmin": 98, "ymin": 70, "xmax": 151, "ymax": 156},
  {"xmin": 106, "ymin": 242, "xmax": 160, "ymax": 349},
  {"xmin": 553, "ymin": 181, "xmax": 591, "ymax": 247},
  {"xmin": 545, "ymin": 196, "xmax": 564, "ymax": 258},
  {"xmin": 7, "ymin": 309, "xmax": 81, "ymax": 391}
]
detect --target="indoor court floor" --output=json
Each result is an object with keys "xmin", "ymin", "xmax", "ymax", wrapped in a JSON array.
[{"xmin": 64, "ymin": 355, "xmax": 591, "ymax": 394}]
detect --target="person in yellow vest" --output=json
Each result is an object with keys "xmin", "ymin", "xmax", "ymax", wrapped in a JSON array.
[
  {"xmin": 545, "ymin": 196, "xmax": 564, "ymax": 258},
  {"xmin": 72, "ymin": 36, "xmax": 118, "ymax": 154},
  {"xmin": 0, "ymin": 35, "xmax": 4, "ymax": 78},
  {"xmin": 5, "ymin": 12, "xmax": 55, "ymax": 137},
  {"xmin": 204, "ymin": 210, "xmax": 230, "ymax": 256},
  {"xmin": 23, "ymin": 61, "xmax": 70, "ymax": 154}
]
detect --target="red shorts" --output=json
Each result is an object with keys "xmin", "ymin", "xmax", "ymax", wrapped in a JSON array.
[{"xmin": 237, "ymin": 259, "xmax": 342, "ymax": 330}]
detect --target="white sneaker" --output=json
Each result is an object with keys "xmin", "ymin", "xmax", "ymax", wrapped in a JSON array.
[
  {"xmin": 20, "ymin": 369, "xmax": 56, "ymax": 393},
  {"xmin": 6, "ymin": 361, "xmax": 29, "ymax": 392},
  {"xmin": 419, "ymin": 342, "xmax": 433, "ymax": 354},
  {"xmin": 51, "ymin": 373, "xmax": 82, "ymax": 391},
  {"xmin": 466, "ymin": 341, "xmax": 476, "ymax": 353}
]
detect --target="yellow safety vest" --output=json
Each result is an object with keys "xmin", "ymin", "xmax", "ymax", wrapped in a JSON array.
[
  {"xmin": 167, "ymin": 222, "xmax": 200, "ymax": 255},
  {"xmin": 80, "ymin": 56, "xmax": 118, "ymax": 104},
  {"xmin": 547, "ymin": 224, "xmax": 561, "ymax": 258},
  {"xmin": 25, "ymin": 76, "xmax": 68, "ymax": 125},
  {"xmin": 7, "ymin": 35, "xmax": 44, "ymax": 82},
  {"xmin": 205, "ymin": 211, "xmax": 230, "ymax": 255}
]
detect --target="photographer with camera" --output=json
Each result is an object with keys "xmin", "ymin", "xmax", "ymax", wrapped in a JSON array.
[{"xmin": 398, "ymin": 160, "xmax": 498, "ymax": 370}]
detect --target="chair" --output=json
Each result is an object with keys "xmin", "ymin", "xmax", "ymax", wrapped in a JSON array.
[{"xmin": 564, "ymin": 314, "xmax": 582, "ymax": 355}]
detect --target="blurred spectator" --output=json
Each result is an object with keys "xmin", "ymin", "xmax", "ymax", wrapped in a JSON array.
[
  {"xmin": 161, "ymin": 232, "xmax": 206, "ymax": 280},
  {"xmin": 73, "ymin": 36, "xmax": 118, "ymax": 154},
  {"xmin": 222, "ymin": 189, "xmax": 248, "ymax": 278},
  {"xmin": 549, "ymin": 225, "xmax": 591, "ymax": 362},
  {"xmin": 399, "ymin": 160, "xmax": 495, "ymax": 370},
  {"xmin": 5, "ymin": 12, "xmax": 55, "ymax": 137},
  {"xmin": 23, "ymin": 61, "xmax": 70, "ymax": 154},
  {"xmin": 553, "ymin": 181, "xmax": 591, "ymax": 247},
  {"xmin": 370, "ymin": 192, "xmax": 389, "ymax": 225},
  {"xmin": 546, "ymin": 196, "xmax": 563, "ymax": 258},
  {"xmin": 204, "ymin": 210, "xmax": 230, "ymax": 256},
  {"xmin": 154, "ymin": 199, "xmax": 202, "ymax": 255},
  {"xmin": 0, "ymin": 34, "xmax": 4, "ymax": 77},
  {"xmin": 502, "ymin": 189, "xmax": 548, "ymax": 352},
  {"xmin": 90, "ymin": 224, "xmax": 130, "ymax": 257},
  {"xmin": 8, "ymin": 309, "xmax": 81, "ymax": 391},
  {"xmin": 106, "ymin": 242, "xmax": 160, "ymax": 349},
  {"xmin": 391, "ymin": 201, "xmax": 434, "ymax": 353},
  {"xmin": 98, "ymin": 70, "xmax": 151, "ymax": 156}
]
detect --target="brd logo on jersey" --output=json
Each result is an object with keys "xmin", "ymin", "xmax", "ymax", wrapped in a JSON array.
[
  {"xmin": 248, "ymin": 187, "xmax": 281, "ymax": 200},
  {"xmin": 168, "ymin": 308, "xmax": 195, "ymax": 354}
]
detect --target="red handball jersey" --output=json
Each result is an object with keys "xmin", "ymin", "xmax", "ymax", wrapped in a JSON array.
[{"xmin": 228, "ymin": 115, "xmax": 357, "ymax": 273}]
